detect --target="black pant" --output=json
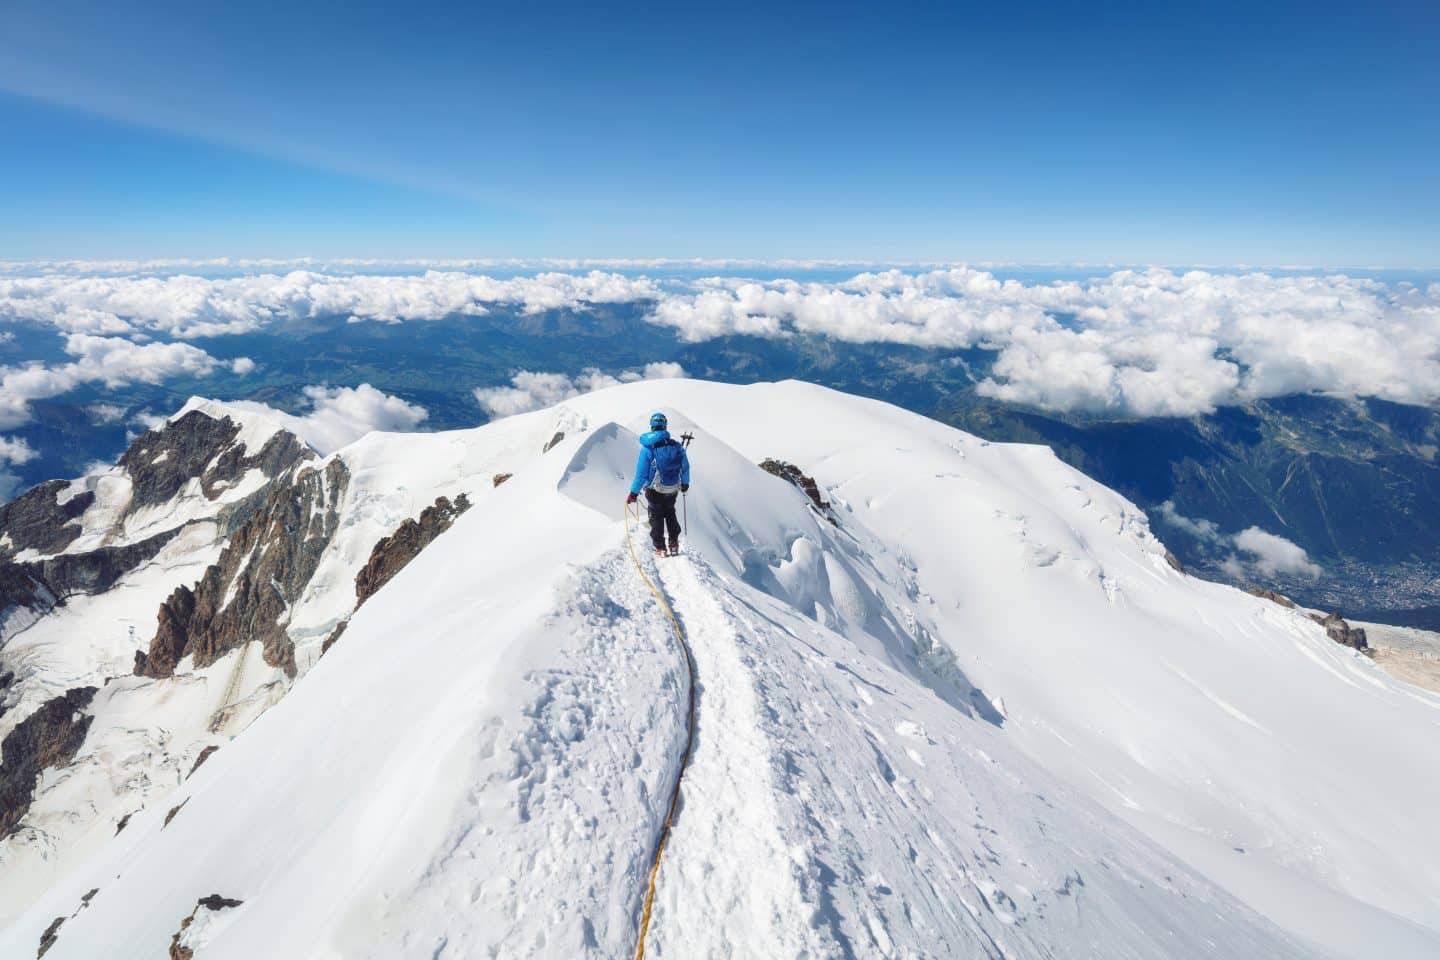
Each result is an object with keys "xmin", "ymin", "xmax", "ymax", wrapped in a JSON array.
[{"xmin": 645, "ymin": 488, "xmax": 681, "ymax": 550}]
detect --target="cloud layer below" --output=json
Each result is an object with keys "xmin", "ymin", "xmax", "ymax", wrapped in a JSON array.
[
  {"xmin": 230, "ymin": 384, "xmax": 429, "ymax": 454},
  {"xmin": 2, "ymin": 266, "xmax": 1437, "ymax": 421}
]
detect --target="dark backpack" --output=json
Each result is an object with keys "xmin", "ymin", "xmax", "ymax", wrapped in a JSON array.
[{"xmin": 652, "ymin": 440, "xmax": 685, "ymax": 486}]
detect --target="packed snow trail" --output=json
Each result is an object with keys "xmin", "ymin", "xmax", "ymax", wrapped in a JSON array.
[{"xmin": 623, "ymin": 501, "xmax": 697, "ymax": 960}]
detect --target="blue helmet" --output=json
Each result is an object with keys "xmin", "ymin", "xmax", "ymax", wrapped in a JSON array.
[{"xmin": 649, "ymin": 412, "xmax": 668, "ymax": 430}]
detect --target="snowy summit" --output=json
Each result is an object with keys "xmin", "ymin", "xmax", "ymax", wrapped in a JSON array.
[{"xmin": 1, "ymin": 378, "xmax": 1438, "ymax": 959}]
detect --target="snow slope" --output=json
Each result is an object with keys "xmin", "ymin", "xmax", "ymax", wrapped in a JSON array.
[{"xmin": 4, "ymin": 379, "xmax": 1438, "ymax": 959}]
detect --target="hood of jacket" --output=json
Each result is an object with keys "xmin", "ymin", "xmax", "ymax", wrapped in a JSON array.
[{"xmin": 639, "ymin": 429, "xmax": 671, "ymax": 448}]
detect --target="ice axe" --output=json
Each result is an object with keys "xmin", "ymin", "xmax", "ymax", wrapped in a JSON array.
[{"xmin": 679, "ymin": 432, "xmax": 694, "ymax": 533}]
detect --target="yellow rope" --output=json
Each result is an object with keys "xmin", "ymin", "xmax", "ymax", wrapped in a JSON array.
[{"xmin": 625, "ymin": 500, "xmax": 697, "ymax": 960}]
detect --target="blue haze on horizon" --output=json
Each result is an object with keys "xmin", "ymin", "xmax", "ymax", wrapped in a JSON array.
[{"xmin": 0, "ymin": 0, "xmax": 1436, "ymax": 266}]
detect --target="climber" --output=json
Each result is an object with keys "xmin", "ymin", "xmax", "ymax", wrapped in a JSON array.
[{"xmin": 626, "ymin": 412, "xmax": 690, "ymax": 557}]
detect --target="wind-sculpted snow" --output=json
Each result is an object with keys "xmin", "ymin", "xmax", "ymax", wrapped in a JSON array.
[{"xmin": 2, "ymin": 379, "xmax": 1438, "ymax": 959}]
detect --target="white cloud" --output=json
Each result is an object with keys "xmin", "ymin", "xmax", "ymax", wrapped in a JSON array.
[
  {"xmin": 230, "ymin": 384, "xmax": 429, "ymax": 454},
  {"xmin": 1, "ymin": 266, "xmax": 1437, "ymax": 419},
  {"xmin": 0, "ymin": 270, "xmax": 661, "ymax": 338},
  {"xmin": 0, "ymin": 435, "xmax": 37, "ymax": 466},
  {"xmin": 474, "ymin": 362, "xmax": 687, "ymax": 418},
  {"xmin": 650, "ymin": 268, "xmax": 1440, "ymax": 417},
  {"xmin": 1156, "ymin": 500, "xmax": 1222, "ymax": 542},
  {"xmin": 1231, "ymin": 527, "xmax": 1323, "ymax": 579},
  {"xmin": 63, "ymin": 334, "xmax": 228, "ymax": 386},
  {"xmin": 0, "ymin": 335, "xmax": 252, "ymax": 430},
  {"xmin": 1155, "ymin": 501, "xmax": 1323, "ymax": 581},
  {"xmin": 0, "ymin": 436, "xmax": 37, "ymax": 502},
  {"xmin": 86, "ymin": 402, "xmax": 128, "ymax": 424},
  {"xmin": 231, "ymin": 357, "xmax": 256, "ymax": 374}
]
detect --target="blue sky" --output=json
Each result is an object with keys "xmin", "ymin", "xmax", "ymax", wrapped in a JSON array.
[{"xmin": 0, "ymin": 0, "xmax": 1436, "ymax": 265}]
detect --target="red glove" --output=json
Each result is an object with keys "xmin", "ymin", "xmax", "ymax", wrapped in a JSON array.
[{"xmin": 626, "ymin": 492, "xmax": 638, "ymax": 504}]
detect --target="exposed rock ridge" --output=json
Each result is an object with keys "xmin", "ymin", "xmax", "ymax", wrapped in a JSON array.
[
  {"xmin": 119, "ymin": 409, "xmax": 309, "ymax": 510},
  {"xmin": 1313, "ymin": 611, "xmax": 1368, "ymax": 650},
  {"xmin": 759, "ymin": 458, "xmax": 836, "ymax": 523},
  {"xmin": 322, "ymin": 493, "xmax": 472, "ymax": 655},
  {"xmin": 0, "ymin": 481, "xmax": 94, "ymax": 557},
  {"xmin": 135, "ymin": 459, "xmax": 350, "ymax": 680},
  {"xmin": 1249, "ymin": 588, "xmax": 1369, "ymax": 650},
  {"xmin": 168, "ymin": 894, "xmax": 244, "ymax": 960},
  {"xmin": 354, "ymin": 494, "xmax": 471, "ymax": 607},
  {"xmin": 0, "ymin": 686, "xmax": 97, "ymax": 835}
]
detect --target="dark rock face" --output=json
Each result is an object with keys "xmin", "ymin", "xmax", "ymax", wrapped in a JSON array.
[
  {"xmin": 137, "ymin": 584, "xmax": 199, "ymax": 679},
  {"xmin": 1311, "ymin": 611, "xmax": 1368, "ymax": 650},
  {"xmin": 187, "ymin": 745, "xmax": 220, "ymax": 779},
  {"xmin": 1249, "ymin": 587, "xmax": 1297, "ymax": 609},
  {"xmin": 1, "ymin": 409, "xmax": 314, "ymax": 643},
  {"xmin": 0, "ymin": 686, "xmax": 97, "ymax": 835},
  {"xmin": 759, "ymin": 459, "xmax": 835, "ymax": 522},
  {"xmin": 118, "ymin": 410, "xmax": 313, "ymax": 512},
  {"xmin": 323, "ymin": 494, "xmax": 471, "ymax": 657},
  {"xmin": 136, "ymin": 459, "xmax": 350, "ymax": 680},
  {"xmin": 0, "ymin": 529, "xmax": 182, "ymax": 636},
  {"xmin": 320, "ymin": 620, "xmax": 347, "ymax": 656},
  {"xmin": 37, "ymin": 916, "xmax": 64, "ymax": 958},
  {"xmin": 542, "ymin": 431, "xmax": 565, "ymax": 453},
  {"xmin": 119, "ymin": 410, "xmax": 242, "ymax": 509},
  {"xmin": 354, "ymin": 494, "xmax": 470, "ymax": 608},
  {"xmin": 0, "ymin": 565, "xmax": 55, "ymax": 623},
  {"xmin": 492, "ymin": 472, "xmax": 513, "ymax": 487},
  {"xmin": 163, "ymin": 798, "xmax": 188, "ymax": 828},
  {"xmin": 119, "ymin": 408, "xmax": 312, "ymax": 513},
  {"xmin": 168, "ymin": 895, "xmax": 244, "ymax": 960},
  {"xmin": 0, "ymin": 480, "xmax": 94, "ymax": 558}
]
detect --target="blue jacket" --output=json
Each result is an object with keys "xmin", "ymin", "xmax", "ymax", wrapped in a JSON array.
[{"xmin": 630, "ymin": 429, "xmax": 691, "ymax": 495}]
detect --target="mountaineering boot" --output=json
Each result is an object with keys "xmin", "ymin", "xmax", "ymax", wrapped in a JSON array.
[
  {"xmin": 668, "ymin": 537, "xmax": 681, "ymax": 557},
  {"xmin": 654, "ymin": 545, "xmax": 668, "ymax": 558}
]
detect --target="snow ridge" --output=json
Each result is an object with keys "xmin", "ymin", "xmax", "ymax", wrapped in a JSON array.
[{"xmin": 2, "ymin": 378, "xmax": 1438, "ymax": 960}]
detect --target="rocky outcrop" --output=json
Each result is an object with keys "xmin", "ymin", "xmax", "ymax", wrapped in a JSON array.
[
  {"xmin": 37, "ymin": 916, "xmax": 63, "ymax": 958},
  {"xmin": 1, "ymin": 409, "xmax": 314, "ymax": 642},
  {"xmin": 0, "ymin": 480, "xmax": 94, "ymax": 558},
  {"xmin": 1248, "ymin": 587, "xmax": 1296, "ymax": 609},
  {"xmin": 163, "ymin": 798, "xmax": 189, "ymax": 828},
  {"xmin": 119, "ymin": 411, "xmax": 243, "ymax": 509},
  {"xmin": 169, "ymin": 895, "xmax": 244, "ymax": 960},
  {"xmin": 1249, "ymin": 589, "xmax": 1367, "ymax": 650},
  {"xmin": 1, "ymin": 686, "xmax": 97, "ymax": 835},
  {"xmin": 322, "ymin": 494, "xmax": 471, "ymax": 657},
  {"xmin": 0, "ymin": 528, "xmax": 182, "ymax": 635},
  {"xmin": 492, "ymin": 473, "xmax": 513, "ymax": 487},
  {"xmin": 759, "ymin": 459, "xmax": 835, "ymax": 523},
  {"xmin": 136, "ymin": 459, "xmax": 349, "ymax": 680},
  {"xmin": 119, "ymin": 410, "xmax": 310, "ymax": 511},
  {"xmin": 1311, "ymin": 611, "xmax": 1368, "ymax": 651},
  {"xmin": 187, "ymin": 745, "xmax": 220, "ymax": 779},
  {"xmin": 354, "ymin": 494, "xmax": 470, "ymax": 608},
  {"xmin": 542, "ymin": 431, "xmax": 565, "ymax": 453}
]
